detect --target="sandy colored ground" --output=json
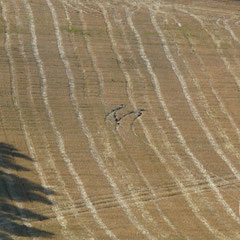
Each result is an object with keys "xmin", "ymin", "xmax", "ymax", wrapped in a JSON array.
[{"xmin": 1, "ymin": 0, "xmax": 240, "ymax": 239}]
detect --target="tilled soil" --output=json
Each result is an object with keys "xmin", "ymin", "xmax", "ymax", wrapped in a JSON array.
[{"xmin": 0, "ymin": 0, "xmax": 240, "ymax": 239}]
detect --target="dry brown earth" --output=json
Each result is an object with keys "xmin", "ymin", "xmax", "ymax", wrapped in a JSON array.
[{"xmin": 1, "ymin": 0, "xmax": 240, "ymax": 239}]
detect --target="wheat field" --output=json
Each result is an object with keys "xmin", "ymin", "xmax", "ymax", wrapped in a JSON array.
[{"xmin": 1, "ymin": 0, "xmax": 240, "ymax": 239}]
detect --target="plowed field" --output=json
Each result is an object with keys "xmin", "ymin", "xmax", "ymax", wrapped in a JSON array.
[{"xmin": 1, "ymin": 0, "xmax": 240, "ymax": 239}]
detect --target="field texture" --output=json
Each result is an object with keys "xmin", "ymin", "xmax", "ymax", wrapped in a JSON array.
[{"xmin": 1, "ymin": 0, "xmax": 240, "ymax": 239}]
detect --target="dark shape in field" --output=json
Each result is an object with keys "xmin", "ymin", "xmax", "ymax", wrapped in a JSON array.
[
  {"xmin": 0, "ymin": 143, "xmax": 32, "ymax": 171},
  {"xmin": 0, "ymin": 142, "xmax": 54, "ymax": 239},
  {"xmin": 105, "ymin": 105, "xmax": 145, "ymax": 130},
  {"xmin": 104, "ymin": 104, "xmax": 126, "ymax": 122}
]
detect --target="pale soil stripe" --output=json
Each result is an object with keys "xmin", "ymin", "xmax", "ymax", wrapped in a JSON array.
[
  {"xmin": 62, "ymin": 1, "xmax": 146, "ymax": 230},
  {"xmin": 77, "ymin": 6, "xmax": 106, "ymax": 101},
  {"xmin": 179, "ymin": 9, "xmax": 240, "ymax": 96},
  {"xmin": 0, "ymin": 2, "xmax": 38, "ymax": 239},
  {"xmin": 23, "ymin": 0, "xmax": 116, "ymax": 238},
  {"xmin": 172, "ymin": 15, "xmax": 240, "ymax": 158},
  {"xmin": 213, "ymin": 18, "xmax": 240, "ymax": 142},
  {"xmin": 2, "ymin": 1, "xmax": 77, "ymax": 239},
  {"xmin": 12, "ymin": 6, "xmax": 90, "ymax": 235},
  {"xmin": 99, "ymin": 4, "xmax": 179, "ymax": 236},
  {"xmin": 101, "ymin": 130, "xmax": 163, "ymax": 237},
  {"xmin": 208, "ymin": 172, "xmax": 240, "ymax": 203},
  {"xmin": 99, "ymin": 3, "xmax": 164, "ymax": 235},
  {"xmin": 223, "ymin": 18, "xmax": 240, "ymax": 102},
  {"xmin": 45, "ymin": 1, "xmax": 157, "ymax": 239},
  {"xmin": 28, "ymin": 173, "xmax": 240, "ymax": 222},
  {"xmin": 42, "ymin": 4, "xmax": 94, "ymax": 238},
  {"xmin": 61, "ymin": 0, "xmax": 82, "ymax": 13},
  {"xmin": 13, "ymin": 4, "xmax": 90, "ymax": 235},
  {"xmin": 71, "ymin": 1, "xmax": 164, "ymax": 235},
  {"xmin": 31, "ymin": 170, "xmax": 240, "ymax": 215},
  {"xmin": 172, "ymin": 8, "xmax": 240, "ymax": 166},
  {"xmin": 169, "ymin": 14, "xmax": 240, "ymax": 199},
  {"xmin": 161, "ymin": 14, "xmax": 240, "ymax": 171},
  {"xmin": 150, "ymin": 11, "xmax": 240, "ymax": 224},
  {"xmin": 125, "ymin": 8, "xmax": 235, "ymax": 238},
  {"xmin": 66, "ymin": 0, "xmax": 102, "ymax": 14},
  {"xmin": 157, "ymin": 9, "xmax": 240, "ymax": 153},
  {"xmin": 77, "ymin": 2, "xmax": 171, "ymax": 236},
  {"xmin": 114, "ymin": 9, "xmax": 198, "ymax": 196},
  {"xmin": 23, "ymin": 0, "xmax": 117, "ymax": 238},
  {"xmin": 173, "ymin": 13, "xmax": 240, "ymax": 197},
  {"xmin": 125, "ymin": 6, "xmax": 223, "ymax": 238},
  {"xmin": 31, "ymin": 173, "xmax": 240, "ymax": 220},
  {"xmin": 223, "ymin": 19, "xmax": 240, "ymax": 43},
  {"xmin": 150, "ymin": 10, "xmax": 240, "ymax": 223},
  {"xmin": 113, "ymin": 8, "xmax": 227, "ymax": 238},
  {"xmin": 236, "ymin": 19, "xmax": 240, "ymax": 26},
  {"xmin": 21, "ymin": 0, "xmax": 97, "ymax": 239},
  {"xmin": 60, "ymin": 0, "xmax": 98, "ymax": 16}
]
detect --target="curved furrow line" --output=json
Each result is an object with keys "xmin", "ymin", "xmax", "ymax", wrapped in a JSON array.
[
  {"xmin": 55, "ymin": 8, "xmax": 95, "ymax": 236},
  {"xmin": 32, "ymin": 3, "xmax": 95, "ymax": 238},
  {"xmin": 173, "ymin": 13, "xmax": 240, "ymax": 162},
  {"xmin": 22, "ymin": 0, "xmax": 118, "ymax": 239},
  {"xmin": 2, "ymin": 1, "xmax": 79, "ymax": 239},
  {"xmin": 61, "ymin": 0, "xmax": 83, "ymax": 13},
  {"xmin": 200, "ymin": 18, "xmax": 240, "ymax": 125},
  {"xmin": 206, "ymin": 172, "xmax": 240, "ymax": 202},
  {"xmin": 98, "ymin": 3, "xmax": 183, "ymax": 236},
  {"xmin": 35, "ymin": 186, "xmax": 226, "ymax": 222},
  {"xmin": 0, "ymin": 2, "xmax": 40, "ymax": 239},
  {"xmin": 63, "ymin": 0, "xmax": 165, "ymax": 235},
  {"xmin": 75, "ymin": 4, "xmax": 106, "ymax": 103},
  {"xmin": 223, "ymin": 16, "xmax": 240, "ymax": 72},
  {"xmin": 161, "ymin": 9, "xmax": 240, "ymax": 155},
  {"xmin": 168, "ymin": 14, "xmax": 240, "ymax": 198},
  {"xmin": 125, "ymin": 7, "xmax": 237, "ymax": 238},
  {"xmin": 11, "ymin": 0, "xmax": 92, "ymax": 236},
  {"xmin": 64, "ymin": 0, "xmax": 170, "ymax": 237},
  {"xmin": 152, "ymin": 0, "xmax": 240, "ymax": 163},
  {"xmin": 150, "ymin": 10, "xmax": 240, "ymax": 224},
  {"xmin": 223, "ymin": 18, "xmax": 240, "ymax": 43},
  {"xmin": 110, "ymin": 6, "xmax": 234, "ymax": 238},
  {"xmin": 45, "ymin": 0, "xmax": 158, "ymax": 239},
  {"xmin": 223, "ymin": 18, "xmax": 240, "ymax": 92},
  {"xmin": 143, "ymin": 98, "xmax": 234, "ymax": 235},
  {"xmin": 111, "ymin": 10, "xmax": 240, "ymax": 215},
  {"xmin": 29, "ymin": 169, "xmax": 240, "ymax": 212},
  {"xmin": 175, "ymin": 7, "xmax": 240, "ymax": 161},
  {"xmin": 21, "ymin": 174, "xmax": 240, "ymax": 235},
  {"xmin": 179, "ymin": 9, "xmax": 240, "ymax": 101},
  {"xmin": 124, "ymin": 4, "xmax": 222, "ymax": 237},
  {"xmin": 236, "ymin": 19, "xmax": 240, "ymax": 26},
  {"xmin": 13, "ymin": 3, "xmax": 94, "ymax": 238},
  {"xmin": 60, "ymin": 0, "xmax": 101, "ymax": 17},
  {"xmin": 75, "ymin": 2, "xmax": 176, "ymax": 236},
  {"xmin": 60, "ymin": 3, "xmax": 153, "ymax": 236},
  {"xmin": 114, "ymin": 4, "xmax": 227, "ymax": 205},
  {"xmin": 97, "ymin": 3, "xmax": 175, "ymax": 237},
  {"xmin": 66, "ymin": 0, "xmax": 102, "ymax": 14},
  {"xmin": 159, "ymin": 13, "xmax": 240, "ymax": 174},
  {"xmin": 33, "ymin": 170, "xmax": 240, "ymax": 220},
  {"xmin": 100, "ymin": 129, "xmax": 161, "ymax": 238}
]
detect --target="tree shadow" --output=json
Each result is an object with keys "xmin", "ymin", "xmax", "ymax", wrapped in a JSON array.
[{"xmin": 0, "ymin": 142, "xmax": 54, "ymax": 239}]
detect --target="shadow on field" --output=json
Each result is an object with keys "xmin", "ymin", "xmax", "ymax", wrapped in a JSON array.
[{"xmin": 0, "ymin": 142, "xmax": 54, "ymax": 239}]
